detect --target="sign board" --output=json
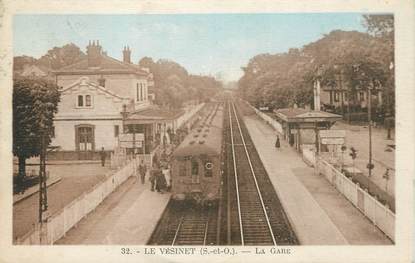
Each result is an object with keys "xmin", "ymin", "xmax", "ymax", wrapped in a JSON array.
[
  {"xmin": 259, "ymin": 106, "xmax": 269, "ymax": 111},
  {"xmin": 119, "ymin": 133, "xmax": 144, "ymax": 142},
  {"xmin": 321, "ymin": 138, "xmax": 345, "ymax": 145},
  {"xmin": 119, "ymin": 133, "xmax": 144, "ymax": 148},
  {"xmin": 119, "ymin": 140, "xmax": 143, "ymax": 148},
  {"xmin": 290, "ymin": 129, "xmax": 297, "ymax": 134},
  {"xmin": 319, "ymin": 130, "xmax": 346, "ymax": 138}
]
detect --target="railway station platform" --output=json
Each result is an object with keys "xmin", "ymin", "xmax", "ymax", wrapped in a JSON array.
[
  {"xmin": 243, "ymin": 114, "xmax": 392, "ymax": 245},
  {"xmin": 55, "ymin": 176, "xmax": 170, "ymax": 245}
]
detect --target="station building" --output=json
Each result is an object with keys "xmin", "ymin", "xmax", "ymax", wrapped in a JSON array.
[{"xmin": 50, "ymin": 41, "xmax": 201, "ymax": 161}]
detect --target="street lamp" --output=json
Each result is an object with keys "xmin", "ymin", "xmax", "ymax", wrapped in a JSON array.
[
  {"xmin": 354, "ymin": 65, "xmax": 376, "ymax": 193},
  {"xmin": 366, "ymin": 78, "xmax": 377, "ymax": 193}
]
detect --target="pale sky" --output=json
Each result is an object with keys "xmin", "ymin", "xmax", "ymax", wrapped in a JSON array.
[{"xmin": 14, "ymin": 14, "xmax": 366, "ymax": 82}]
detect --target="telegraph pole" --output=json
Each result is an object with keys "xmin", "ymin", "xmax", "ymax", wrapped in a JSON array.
[{"xmin": 39, "ymin": 131, "xmax": 48, "ymax": 223}]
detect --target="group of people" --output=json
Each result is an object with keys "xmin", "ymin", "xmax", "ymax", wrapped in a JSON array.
[{"xmin": 136, "ymin": 152, "xmax": 172, "ymax": 194}]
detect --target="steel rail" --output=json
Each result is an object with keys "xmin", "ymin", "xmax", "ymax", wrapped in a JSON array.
[
  {"xmin": 231, "ymin": 101, "xmax": 277, "ymax": 246},
  {"xmin": 228, "ymin": 102, "xmax": 245, "ymax": 245},
  {"xmin": 203, "ymin": 220, "xmax": 209, "ymax": 246},
  {"xmin": 171, "ymin": 217, "xmax": 183, "ymax": 246}
]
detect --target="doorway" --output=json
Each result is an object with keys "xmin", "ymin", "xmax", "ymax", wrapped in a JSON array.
[{"xmin": 75, "ymin": 125, "xmax": 95, "ymax": 160}]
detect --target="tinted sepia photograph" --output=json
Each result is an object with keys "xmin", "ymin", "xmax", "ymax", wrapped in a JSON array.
[{"xmin": 1, "ymin": 1, "xmax": 414, "ymax": 262}]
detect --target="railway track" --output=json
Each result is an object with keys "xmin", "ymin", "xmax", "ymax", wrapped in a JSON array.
[
  {"xmin": 226, "ymin": 99, "xmax": 298, "ymax": 245},
  {"xmin": 148, "ymin": 200, "xmax": 219, "ymax": 245}
]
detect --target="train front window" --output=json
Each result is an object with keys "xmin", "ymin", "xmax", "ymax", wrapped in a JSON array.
[
  {"xmin": 191, "ymin": 159, "xmax": 200, "ymax": 183},
  {"xmin": 179, "ymin": 162, "xmax": 187, "ymax": 176},
  {"xmin": 191, "ymin": 159, "xmax": 199, "ymax": 175}
]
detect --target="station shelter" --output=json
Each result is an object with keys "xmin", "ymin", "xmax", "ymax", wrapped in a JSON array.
[
  {"xmin": 117, "ymin": 106, "xmax": 184, "ymax": 166},
  {"xmin": 273, "ymin": 108, "xmax": 342, "ymax": 153}
]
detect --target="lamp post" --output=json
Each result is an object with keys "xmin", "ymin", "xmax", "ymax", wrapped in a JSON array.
[
  {"xmin": 366, "ymin": 79, "xmax": 376, "ymax": 193},
  {"xmin": 339, "ymin": 69, "xmax": 345, "ymax": 118}
]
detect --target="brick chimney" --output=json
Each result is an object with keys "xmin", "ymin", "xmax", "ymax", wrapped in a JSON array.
[
  {"xmin": 122, "ymin": 46, "xmax": 131, "ymax": 64},
  {"xmin": 87, "ymin": 40, "xmax": 102, "ymax": 67}
]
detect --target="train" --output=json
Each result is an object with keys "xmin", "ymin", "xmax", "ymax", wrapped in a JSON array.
[{"xmin": 170, "ymin": 102, "xmax": 224, "ymax": 203}]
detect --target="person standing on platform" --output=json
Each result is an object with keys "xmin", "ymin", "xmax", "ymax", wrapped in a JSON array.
[
  {"xmin": 149, "ymin": 169, "xmax": 156, "ymax": 192},
  {"xmin": 162, "ymin": 164, "xmax": 171, "ymax": 192},
  {"xmin": 275, "ymin": 135, "xmax": 280, "ymax": 149},
  {"xmin": 138, "ymin": 159, "xmax": 147, "ymax": 184},
  {"xmin": 100, "ymin": 147, "xmax": 106, "ymax": 166},
  {"xmin": 156, "ymin": 168, "xmax": 166, "ymax": 193},
  {"xmin": 152, "ymin": 153, "xmax": 159, "ymax": 169}
]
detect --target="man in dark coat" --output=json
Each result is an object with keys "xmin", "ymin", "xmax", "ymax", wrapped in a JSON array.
[
  {"xmin": 155, "ymin": 168, "xmax": 167, "ymax": 193},
  {"xmin": 275, "ymin": 136, "xmax": 281, "ymax": 149},
  {"xmin": 149, "ymin": 169, "xmax": 156, "ymax": 192},
  {"xmin": 99, "ymin": 147, "xmax": 106, "ymax": 166}
]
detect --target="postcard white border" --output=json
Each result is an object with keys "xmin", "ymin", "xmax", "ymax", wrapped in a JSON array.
[{"xmin": 0, "ymin": 0, "xmax": 413, "ymax": 262}]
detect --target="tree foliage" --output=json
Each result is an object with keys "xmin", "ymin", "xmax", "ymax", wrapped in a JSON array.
[
  {"xmin": 37, "ymin": 43, "xmax": 86, "ymax": 69},
  {"xmin": 139, "ymin": 58, "xmax": 222, "ymax": 108},
  {"xmin": 362, "ymin": 14, "xmax": 394, "ymax": 39},
  {"xmin": 238, "ymin": 19, "xmax": 394, "ymax": 115},
  {"xmin": 13, "ymin": 77, "xmax": 60, "ymax": 179}
]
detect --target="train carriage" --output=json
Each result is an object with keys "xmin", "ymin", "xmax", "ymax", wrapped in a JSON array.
[{"xmin": 171, "ymin": 103, "xmax": 224, "ymax": 203}]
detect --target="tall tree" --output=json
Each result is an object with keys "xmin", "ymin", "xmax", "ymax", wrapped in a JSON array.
[
  {"xmin": 362, "ymin": 14, "xmax": 394, "ymax": 39},
  {"xmin": 139, "ymin": 57, "xmax": 222, "ymax": 108},
  {"xmin": 37, "ymin": 43, "xmax": 86, "ymax": 69},
  {"xmin": 13, "ymin": 77, "xmax": 60, "ymax": 183},
  {"xmin": 362, "ymin": 14, "xmax": 395, "ymax": 115}
]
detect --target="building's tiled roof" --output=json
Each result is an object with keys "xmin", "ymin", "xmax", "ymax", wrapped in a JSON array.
[{"xmin": 53, "ymin": 55, "xmax": 149, "ymax": 76}]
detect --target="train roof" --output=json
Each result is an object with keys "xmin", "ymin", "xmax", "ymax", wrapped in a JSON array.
[{"xmin": 173, "ymin": 103, "xmax": 223, "ymax": 158}]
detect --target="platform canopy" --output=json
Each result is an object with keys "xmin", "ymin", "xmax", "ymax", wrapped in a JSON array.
[
  {"xmin": 123, "ymin": 106, "xmax": 184, "ymax": 125},
  {"xmin": 274, "ymin": 108, "xmax": 342, "ymax": 123}
]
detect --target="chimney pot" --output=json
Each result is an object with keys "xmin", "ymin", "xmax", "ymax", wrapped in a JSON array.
[
  {"xmin": 122, "ymin": 45, "xmax": 131, "ymax": 64},
  {"xmin": 87, "ymin": 40, "xmax": 102, "ymax": 67}
]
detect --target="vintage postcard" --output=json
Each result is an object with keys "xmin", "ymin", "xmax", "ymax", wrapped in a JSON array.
[{"xmin": 0, "ymin": 0, "xmax": 413, "ymax": 262}]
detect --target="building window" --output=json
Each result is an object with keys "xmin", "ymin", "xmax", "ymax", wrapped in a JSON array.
[
  {"xmin": 85, "ymin": 95, "xmax": 91, "ymax": 107},
  {"xmin": 78, "ymin": 95, "xmax": 84, "ymax": 107},
  {"xmin": 98, "ymin": 77, "xmax": 106, "ymax": 87},
  {"xmin": 77, "ymin": 95, "xmax": 93, "ymax": 108},
  {"xmin": 136, "ymin": 83, "xmax": 140, "ymax": 101},
  {"xmin": 114, "ymin": 125, "xmax": 119, "ymax": 137},
  {"xmin": 359, "ymin": 91, "xmax": 365, "ymax": 101},
  {"xmin": 334, "ymin": 92, "xmax": 339, "ymax": 102}
]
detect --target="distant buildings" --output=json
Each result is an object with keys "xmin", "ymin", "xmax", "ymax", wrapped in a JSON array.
[{"xmin": 319, "ymin": 83, "xmax": 383, "ymax": 113}]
